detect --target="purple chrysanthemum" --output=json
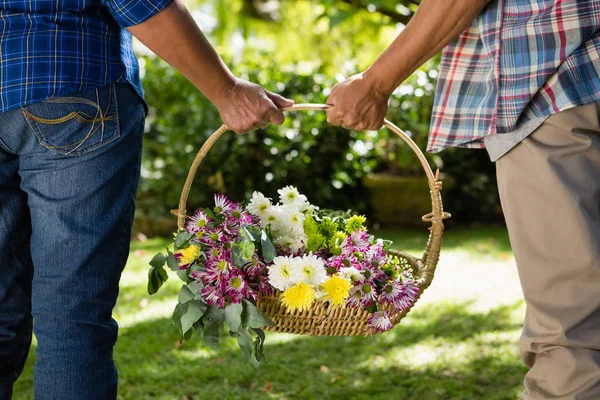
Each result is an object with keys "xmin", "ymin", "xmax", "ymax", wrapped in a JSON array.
[
  {"xmin": 394, "ymin": 280, "xmax": 419, "ymax": 312},
  {"xmin": 368, "ymin": 311, "xmax": 393, "ymax": 332},
  {"xmin": 202, "ymin": 284, "xmax": 225, "ymax": 308},
  {"xmin": 379, "ymin": 280, "xmax": 403, "ymax": 306},
  {"xmin": 347, "ymin": 282, "xmax": 377, "ymax": 308},
  {"xmin": 213, "ymin": 194, "xmax": 233, "ymax": 214},
  {"xmin": 185, "ymin": 210, "xmax": 210, "ymax": 234},
  {"xmin": 223, "ymin": 271, "xmax": 251, "ymax": 304}
]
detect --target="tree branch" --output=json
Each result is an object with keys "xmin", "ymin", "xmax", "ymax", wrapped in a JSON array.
[{"xmin": 339, "ymin": 0, "xmax": 414, "ymax": 25}]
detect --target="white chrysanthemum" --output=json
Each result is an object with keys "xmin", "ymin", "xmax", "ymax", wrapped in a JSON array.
[
  {"xmin": 267, "ymin": 256, "xmax": 295, "ymax": 291},
  {"xmin": 273, "ymin": 235, "xmax": 305, "ymax": 253},
  {"xmin": 278, "ymin": 186, "xmax": 302, "ymax": 205},
  {"xmin": 339, "ymin": 267, "xmax": 365, "ymax": 283},
  {"xmin": 289, "ymin": 234, "xmax": 307, "ymax": 253},
  {"xmin": 291, "ymin": 254, "xmax": 327, "ymax": 286},
  {"xmin": 299, "ymin": 200, "xmax": 318, "ymax": 214},
  {"xmin": 281, "ymin": 207, "xmax": 305, "ymax": 235},
  {"xmin": 261, "ymin": 206, "xmax": 283, "ymax": 229},
  {"xmin": 247, "ymin": 191, "xmax": 272, "ymax": 218},
  {"xmin": 274, "ymin": 235, "xmax": 295, "ymax": 249}
]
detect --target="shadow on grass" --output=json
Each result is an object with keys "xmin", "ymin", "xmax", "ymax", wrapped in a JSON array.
[{"xmin": 13, "ymin": 300, "xmax": 526, "ymax": 400}]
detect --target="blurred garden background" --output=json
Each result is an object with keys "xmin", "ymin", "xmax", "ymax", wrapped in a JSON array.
[{"xmin": 14, "ymin": 0, "xmax": 527, "ymax": 398}]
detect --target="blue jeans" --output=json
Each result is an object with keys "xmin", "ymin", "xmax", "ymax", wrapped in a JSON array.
[{"xmin": 0, "ymin": 83, "xmax": 145, "ymax": 399}]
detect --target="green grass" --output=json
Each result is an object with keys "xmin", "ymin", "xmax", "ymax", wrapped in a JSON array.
[
  {"xmin": 374, "ymin": 225, "xmax": 513, "ymax": 259},
  {"xmin": 13, "ymin": 225, "xmax": 527, "ymax": 400}
]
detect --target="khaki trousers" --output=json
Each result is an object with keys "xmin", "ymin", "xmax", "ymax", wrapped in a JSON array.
[{"xmin": 496, "ymin": 103, "xmax": 600, "ymax": 399}]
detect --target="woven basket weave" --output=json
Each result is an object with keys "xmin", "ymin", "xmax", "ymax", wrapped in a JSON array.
[{"xmin": 174, "ymin": 104, "xmax": 450, "ymax": 337}]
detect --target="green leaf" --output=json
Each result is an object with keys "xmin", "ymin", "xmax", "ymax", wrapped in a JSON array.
[
  {"xmin": 166, "ymin": 250, "xmax": 180, "ymax": 271},
  {"xmin": 147, "ymin": 269, "xmax": 160, "ymax": 295},
  {"xmin": 243, "ymin": 225, "xmax": 261, "ymax": 242},
  {"xmin": 224, "ymin": 302, "xmax": 243, "ymax": 332},
  {"xmin": 236, "ymin": 328, "xmax": 254, "ymax": 363},
  {"xmin": 203, "ymin": 207, "xmax": 218, "ymax": 221},
  {"xmin": 242, "ymin": 299, "xmax": 275, "ymax": 329},
  {"xmin": 181, "ymin": 300, "xmax": 207, "ymax": 335},
  {"xmin": 174, "ymin": 231, "xmax": 193, "ymax": 249},
  {"xmin": 178, "ymin": 285, "xmax": 194, "ymax": 304},
  {"xmin": 157, "ymin": 265, "xmax": 168, "ymax": 281},
  {"xmin": 203, "ymin": 322, "xmax": 222, "ymax": 349},
  {"xmin": 265, "ymin": 224, "xmax": 274, "ymax": 241},
  {"xmin": 232, "ymin": 234, "xmax": 255, "ymax": 268},
  {"xmin": 251, "ymin": 328, "xmax": 266, "ymax": 363},
  {"xmin": 183, "ymin": 328, "xmax": 193, "ymax": 341},
  {"xmin": 381, "ymin": 239, "xmax": 393, "ymax": 251},
  {"xmin": 193, "ymin": 319, "xmax": 204, "ymax": 337},
  {"xmin": 172, "ymin": 302, "xmax": 188, "ymax": 335},
  {"xmin": 203, "ymin": 305, "xmax": 226, "ymax": 328},
  {"xmin": 176, "ymin": 269, "xmax": 189, "ymax": 283},
  {"xmin": 149, "ymin": 253, "xmax": 167, "ymax": 269},
  {"xmin": 147, "ymin": 265, "xmax": 168, "ymax": 295},
  {"xmin": 260, "ymin": 230, "xmax": 277, "ymax": 263},
  {"xmin": 187, "ymin": 280, "xmax": 204, "ymax": 299},
  {"xmin": 365, "ymin": 303, "xmax": 378, "ymax": 314}
]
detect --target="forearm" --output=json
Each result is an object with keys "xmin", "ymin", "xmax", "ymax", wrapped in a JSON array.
[
  {"xmin": 365, "ymin": 0, "xmax": 491, "ymax": 95},
  {"xmin": 127, "ymin": 0, "xmax": 235, "ymax": 105}
]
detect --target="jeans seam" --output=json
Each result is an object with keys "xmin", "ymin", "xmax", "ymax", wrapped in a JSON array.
[
  {"xmin": 112, "ymin": 83, "xmax": 121, "ymax": 142},
  {"xmin": 0, "ymin": 135, "xmax": 14, "ymax": 154}
]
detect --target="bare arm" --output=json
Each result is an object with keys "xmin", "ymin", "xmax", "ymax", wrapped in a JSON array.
[
  {"xmin": 128, "ymin": 0, "xmax": 293, "ymax": 133},
  {"xmin": 326, "ymin": 0, "xmax": 491, "ymax": 130}
]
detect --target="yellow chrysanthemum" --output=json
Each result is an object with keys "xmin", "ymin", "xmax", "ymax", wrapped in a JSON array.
[
  {"xmin": 177, "ymin": 245, "xmax": 200, "ymax": 266},
  {"xmin": 321, "ymin": 275, "xmax": 352, "ymax": 307},
  {"xmin": 281, "ymin": 282, "xmax": 316, "ymax": 313}
]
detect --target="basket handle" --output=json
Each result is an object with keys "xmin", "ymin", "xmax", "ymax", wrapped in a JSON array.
[{"xmin": 173, "ymin": 103, "xmax": 450, "ymax": 290}]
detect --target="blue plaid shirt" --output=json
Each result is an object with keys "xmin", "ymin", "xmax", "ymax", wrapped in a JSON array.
[{"xmin": 0, "ymin": 0, "xmax": 172, "ymax": 113}]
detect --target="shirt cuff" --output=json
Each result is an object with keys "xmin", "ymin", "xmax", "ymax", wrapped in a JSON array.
[{"xmin": 107, "ymin": 0, "xmax": 174, "ymax": 27}]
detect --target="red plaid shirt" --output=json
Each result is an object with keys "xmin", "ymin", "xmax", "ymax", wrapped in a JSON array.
[{"xmin": 428, "ymin": 0, "xmax": 600, "ymax": 153}]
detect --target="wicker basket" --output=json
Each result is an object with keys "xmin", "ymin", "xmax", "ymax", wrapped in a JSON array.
[{"xmin": 174, "ymin": 104, "xmax": 450, "ymax": 337}]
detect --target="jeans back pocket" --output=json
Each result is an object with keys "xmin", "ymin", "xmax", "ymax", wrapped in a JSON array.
[{"xmin": 21, "ymin": 83, "xmax": 120, "ymax": 156}]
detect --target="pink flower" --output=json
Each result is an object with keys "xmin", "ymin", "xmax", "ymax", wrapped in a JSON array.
[
  {"xmin": 343, "ymin": 230, "xmax": 370, "ymax": 250},
  {"xmin": 256, "ymin": 275, "xmax": 275, "ymax": 296},
  {"xmin": 380, "ymin": 280, "xmax": 402, "ymax": 303},
  {"xmin": 243, "ymin": 254, "xmax": 265, "ymax": 279},
  {"xmin": 223, "ymin": 271, "xmax": 252, "ymax": 304},
  {"xmin": 202, "ymin": 284, "xmax": 225, "ymax": 308},
  {"xmin": 347, "ymin": 282, "xmax": 377, "ymax": 308},
  {"xmin": 213, "ymin": 194, "xmax": 233, "ymax": 214},
  {"xmin": 195, "ymin": 258, "xmax": 232, "ymax": 286},
  {"xmin": 226, "ymin": 203, "xmax": 245, "ymax": 220},
  {"xmin": 185, "ymin": 210, "xmax": 210, "ymax": 234},
  {"xmin": 395, "ymin": 280, "xmax": 419, "ymax": 312},
  {"xmin": 199, "ymin": 227, "xmax": 224, "ymax": 246},
  {"xmin": 368, "ymin": 311, "xmax": 393, "ymax": 332}
]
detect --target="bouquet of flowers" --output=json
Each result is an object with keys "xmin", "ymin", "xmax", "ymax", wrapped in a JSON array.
[{"xmin": 148, "ymin": 186, "xmax": 419, "ymax": 366}]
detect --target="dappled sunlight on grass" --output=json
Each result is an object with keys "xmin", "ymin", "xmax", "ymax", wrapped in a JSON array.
[{"xmin": 14, "ymin": 226, "xmax": 527, "ymax": 400}]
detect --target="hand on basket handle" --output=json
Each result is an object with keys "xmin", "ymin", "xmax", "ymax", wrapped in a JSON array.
[
  {"xmin": 126, "ymin": 0, "xmax": 292, "ymax": 135},
  {"xmin": 325, "ymin": 72, "xmax": 389, "ymax": 131},
  {"xmin": 214, "ymin": 78, "xmax": 294, "ymax": 134}
]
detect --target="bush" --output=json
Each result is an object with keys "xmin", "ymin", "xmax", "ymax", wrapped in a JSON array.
[
  {"xmin": 137, "ymin": 56, "xmax": 502, "ymax": 234},
  {"xmin": 138, "ymin": 57, "xmax": 378, "ymax": 224}
]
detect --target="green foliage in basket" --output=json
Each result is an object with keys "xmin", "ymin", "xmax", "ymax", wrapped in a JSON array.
[
  {"xmin": 147, "ymin": 226, "xmax": 276, "ymax": 368},
  {"xmin": 146, "ymin": 188, "xmax": 420, "ymax": 367}
]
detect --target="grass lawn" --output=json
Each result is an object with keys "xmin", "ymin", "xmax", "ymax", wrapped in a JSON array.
[{"xmin": 13, "ymin": 225, "xmax": 527, "ymax": 400}]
